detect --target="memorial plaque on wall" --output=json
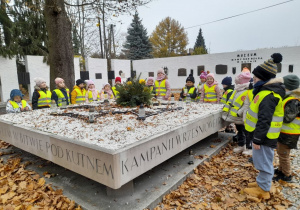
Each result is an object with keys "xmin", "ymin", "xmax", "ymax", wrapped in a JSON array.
[
  {"xmin": 232, "ymin": 67, "xmax": 236, "ymax": 75},
  {"xmin": 215, "ymin": 65, "xmax": 228, "ymax": 74},
  {"xmin": 107, "ymin": 71, "xmax": 115, "ymax": 79},
  {"xmin": 95, "ymin": 73, "xmax": 102, "ymax": 79},
  {"xmin": 276, "ymin": 63, "xmax": 282, "ymax": 73},
  {"xmin": 197, "ymin": 66, "xmax": 205, "ymax": 75},
  {"xmin": 80, "ymin": 71, "xmax": 89, "ymax": 80},
  {"xmin": 178, "ymin": 68, "xmax": 187, "ymax": 76},
  {"xmin": 289, "ymin": 65, "xmax": 293, "ymax": 73},
  {"xmin": 148, "ymin": 72, "xmax": 154, "ymax": 77}
]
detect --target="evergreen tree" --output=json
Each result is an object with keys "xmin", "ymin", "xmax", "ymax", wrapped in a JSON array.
[
  {"xmin": 123, "ymin": 12, "xmax": 152, "ymax": 60},
  {"xmin": 0, "ymin": 0, "xmax": 48, "ymax": 59},
  {"xmin": 193, "ymin": 28, "xmax": 207, "ymax": 54}
]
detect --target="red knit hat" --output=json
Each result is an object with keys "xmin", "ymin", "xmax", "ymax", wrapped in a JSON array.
[{"xmin": 115, "ymin": 77, "xmax": 121, "ymax": 83}]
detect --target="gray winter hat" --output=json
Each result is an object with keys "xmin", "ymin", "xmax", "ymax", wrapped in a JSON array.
[{"xmin": 283, "ymin": 75, "xmax": 300, "ymax": 90}]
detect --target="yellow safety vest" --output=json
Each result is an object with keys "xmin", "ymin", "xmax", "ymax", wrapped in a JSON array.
[
  {"xmin": 281, "ymin": 96, "xmax": 300, "ymax": 135},
  {"xmin": 75, "ymin": 88, "xmax": 86, "ymax": 104},
  {"xmin": 101, "ymin": 91, "xmax": 114, "ymax": 99},
  {"xmin": 38, "ymin": 90, "xmax": 51, "ymax": 107},
  {"xmin": 245, "ymin": 90, "xmax": 284, "ymax": 139},
  {"xmin": 196, "ymin": 83, "xmax": 204, "ymax": 100},
  {"xmin": 53, "ymin": 88, "xmax": 70, "ymax": 107},
  {"xmin": 223, "ymin": 90, "xmax": 250, "ymax": 117},
  {"xmin": 182, "ymin": 87, "xmax": 196, "ymax": 101},
  {"xmin": 87, "ymin": 90, "xmax": 100, "ymax": 102},
  {"xmin": 112, "ymin": 86, "xmax": 120, "ymax": 98},
  {"xmin": 203, "ymin": 84, "xmax": 217, "ymax": 102},
  {"xmin": 9, "ymin": 100, "xmax": 27, "ymax": 109},
  {"xmin": 155, "ymin": 80, "xmax": 166, "ymax": 96},
  {"xmin": 220, "ymin": 89, "xmax": 233, "ymax": 104}
]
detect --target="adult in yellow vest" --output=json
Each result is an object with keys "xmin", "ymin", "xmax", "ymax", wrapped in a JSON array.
[
  {"xmin": 154, "ymin": 68, "xmax": 171, "ymax": 100},
  {"xmin": 32, "ymin": 77, "xmax": 51, "ymax": 110},
  {"xmin": 71, "ymin": 79, "xmax": 86, "ymax": 104},
  {"xmin": 6, "ymin": 89, "xmax": 32, "ymax": 113},
  {"xmin": 273, "ymin": 75, "xmax": 300, "ymax": 182},
  {"xmin": 199, "ymin": 73, "xmax": 221, "ymax": 103},
  {"xmin": 220, "ymin": 76, "xmax": 234, "ymax": 105},
  {"xmin": 180, "ymin": 74, "xmax": 197, "ymax": 101},
  {"xmin": 85, "ymin": 80, "xmax": 100, "ymax": 102},
  {"xmin": 222, "ymin": 72, "xmax": 252, "ymax": 154},
  {"xmin": 112, "ymin": 76, "xmax": 122, "ymax": 98},
  {"xmin": 100, "ymin": 83, "xmax": 114, "ymax": 100},
  {"xmin": 52, "ymin": 77, "xmax": 70, "ymax": 107},
  {"xmin": 244, "ymin": 53, "xmax": 285, "ymax": 199}
]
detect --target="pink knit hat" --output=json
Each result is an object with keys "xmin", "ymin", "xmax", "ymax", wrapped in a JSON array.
[
  {"xmin": 86, "ymin": 80, "xmax": 95, "ymax": 88},
  {"xmin": 207, "ymin": 73, "xmax": 215, "ymax": 80},
  {"xmin": 147, "ymin": 77, "xmax": 154, "ymax": 82},
  {"xmin": 200, "ymin": 71, "xmax": 207, "ymax": 79},
  {"xmin": 235, "ymin": 72, "xmax": 252, "ymax": 84},
  {"xmin": 55, "ymin": 77, "xmax": 64, "ymax": 85},
  {"xmin": 157, "ymin": 68, "xmax": 165, "ymax": 75}
]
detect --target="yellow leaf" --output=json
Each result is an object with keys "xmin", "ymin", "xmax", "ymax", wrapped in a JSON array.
[
  {"xmin": 0, "ymin": 185, "xmax": 8, "ymax": 194},
  {"xmin": 1, "ymin": 191, "xmax": 16, "ymax": 204},
  {"xmin": 19, "ymin": 181, "xmax": 27, "ymax": 189},
  {"xmin": 38, "ymin": 178, "xmax": 45, "ymax": 187}
]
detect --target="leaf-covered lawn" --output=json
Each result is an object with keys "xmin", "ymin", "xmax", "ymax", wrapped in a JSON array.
[
  {"xmin": 0, "ymin": 140, "xmax": 82, "ymax": 210},
  {"xmin": 151, "ymin": 144, "xmax": 299, "ymax": 210}
]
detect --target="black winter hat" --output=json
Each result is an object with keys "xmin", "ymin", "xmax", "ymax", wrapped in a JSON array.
[
  {"xmin": 252, "ymin": 53, "xmax": 282, "ymax": 81},
  {"xmin": 221, "ymin": 76, "xmax": 232, "ymax": 86},
  {"xmin": 76, "ymin": 79, "xmax": 85, "ymax": 86},
  {"xmin": 186, "ymin": 74, "xmax": 195, "ymax": 83}
]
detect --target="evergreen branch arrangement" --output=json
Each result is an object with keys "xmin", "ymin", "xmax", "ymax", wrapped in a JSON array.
[{"xmin": 115, "ymin": 74, "xmax": 152, "ymax": 107}]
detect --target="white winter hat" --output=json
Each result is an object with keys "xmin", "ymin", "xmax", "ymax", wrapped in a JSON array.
[{"xmin": 34, "ymin": 77, "xmax": 46, "ymax": 87}]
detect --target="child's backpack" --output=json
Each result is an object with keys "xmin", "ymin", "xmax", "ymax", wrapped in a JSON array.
[{"xmin": 284, "ymin": 99, "xmax": 300, "ymax": 123}]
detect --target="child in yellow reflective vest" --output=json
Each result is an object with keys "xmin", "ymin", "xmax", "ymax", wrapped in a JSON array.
[
  {"xmin": 85, "ymin": 80, "xmax": 100, "ymax": 102},
  {"xmin": 146, "ymin": 77, "xmax": 155, "ymax": 94},
  {"xmin": 52, "ymin": 77, "xmax": 70, "ymax": 107},
  {"xmin": 220, "ymin": 76, "xmax": 234, "ymax": 105},
  {"xmin": 222, "ymin": 72, "xmax": 252, "ymax": 154},
  {"xmin": 273, "ymin": 75, "xmax": 300, "ymax": 182},
  {"xmin": 197, "ymin": 71, "xmax": 207, "ymax": 100},
  {"xmin": 243, "ymin": 53, "xmax": 285, "ymax": 199},
  {"xmin": 100, "ymin": 83, "xmax": 114, "ymax": 100},
  {"xmin": 154, "ymin": 68, "xmax": 171, "ymax": 100},
  {"xmin": 71, "ymin": 79, "xmax": 86, "ymax": 104},
  {"xmin": 180, "ymin": 74, "xmax": 197, "ymax": 101},
  {"xmin": 6, "ymin": 89, "xmax": 31, "ymax": 113},
  {"xmin": 112, "ymin": 77, "xmax": 122, "ymax": 98},
  {"xmin": 32, "ymin": 77, "xmax": 51, "ymax": 110},
  {"xmin": 199, "ymin": 73, "xmax": 221, "ymax": 103}
]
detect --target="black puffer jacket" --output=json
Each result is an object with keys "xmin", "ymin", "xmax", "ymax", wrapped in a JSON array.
[
  {"xmin": 251, "ymin": 78, "xmax": 286, "ymax": 148},
  {"xmin": 278, "ymin": 88, "xmax": 300, "ymax": 149}
]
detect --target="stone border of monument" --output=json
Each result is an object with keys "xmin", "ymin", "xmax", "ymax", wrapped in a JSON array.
[{"xmin": 0, "ymin": 108, "xmax": 223, "ymax": 189}]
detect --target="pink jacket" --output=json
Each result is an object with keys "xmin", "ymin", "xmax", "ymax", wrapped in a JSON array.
[{"xmin": 200, "ymin": 81, "xmax": 221, "ymax": 104}]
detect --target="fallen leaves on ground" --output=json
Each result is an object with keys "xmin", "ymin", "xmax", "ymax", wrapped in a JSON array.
[
  {"xmin": 0, "ymin": 141, "xmax": 82, "ymax": 209},
  {"xmin": 151, "ymin": 144, "xmax": 295, "ymax": 210}
]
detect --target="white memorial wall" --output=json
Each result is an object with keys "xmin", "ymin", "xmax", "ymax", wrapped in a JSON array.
[
  {"xmin": 0, "ymin": 46, "xmax": 299, "ymax": 102},
  {"xmin": 0, "ymin": 57, "xmax": 19, "ymax": 102}
]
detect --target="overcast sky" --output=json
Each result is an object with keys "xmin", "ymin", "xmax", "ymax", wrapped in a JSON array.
[{"xmin": 114, "ymin": 0, "xmax": 300, "ymax": 54}]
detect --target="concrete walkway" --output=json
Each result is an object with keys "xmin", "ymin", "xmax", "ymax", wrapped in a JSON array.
[{"xmin": 0, "ymin": 132, "xmax": 232, "ymax": 210}]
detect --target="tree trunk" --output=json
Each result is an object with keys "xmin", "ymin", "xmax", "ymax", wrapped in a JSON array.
[{"xmin": 44, "ymin": 0, "xmax": 74, "ymax": 91}]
